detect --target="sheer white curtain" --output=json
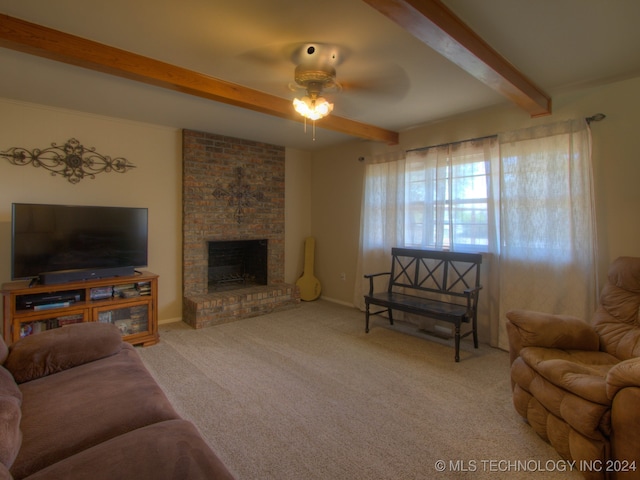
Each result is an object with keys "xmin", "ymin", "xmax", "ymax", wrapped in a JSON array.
[
  {"xmin": 496, "ymin": 119, "xmax": 597, "ymax": 349},
  {"xmin": 353, "ymin": 153, "xmax": 405, "ymax": 310}
]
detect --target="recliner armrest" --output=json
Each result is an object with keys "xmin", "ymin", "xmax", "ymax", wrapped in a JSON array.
[
  {"xmin": 506, "ymin": 309, "xmax": 599, "ymax": 365},
  {"xmin": 5, "ymin": 322, "xmax": 123, "ymax": 384},
  {"xmin": 606, "ymin": 357, "xmax": 640, "ymax": 399}
]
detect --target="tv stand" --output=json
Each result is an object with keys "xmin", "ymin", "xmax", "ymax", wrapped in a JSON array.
[{"xmin": 2, "ymin": 271, "xmax": 159, "ymax": 346}]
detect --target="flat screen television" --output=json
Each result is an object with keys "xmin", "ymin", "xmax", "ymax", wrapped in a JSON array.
[{"xmin": 11, "ymin": 203, "xmax": 148, "ymax": 284}]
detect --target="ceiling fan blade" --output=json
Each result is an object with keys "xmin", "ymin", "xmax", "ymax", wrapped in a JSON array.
[{"xmin": 339, "ymin": 63, "xmax": 410, "ymax": 101}]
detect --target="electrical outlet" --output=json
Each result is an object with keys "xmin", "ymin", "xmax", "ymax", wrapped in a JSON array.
[{"xmin": 339, "ymin": 272, "xmax": 346, "ymax": 281}]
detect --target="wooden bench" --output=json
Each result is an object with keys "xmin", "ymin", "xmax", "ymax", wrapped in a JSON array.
[{"xmin": 364, "ymin": 248, "xmax": 482, "ymax": 362}]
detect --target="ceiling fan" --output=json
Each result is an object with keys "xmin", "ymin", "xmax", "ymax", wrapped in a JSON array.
[
  {"xmin": 284, "ymin": 42, "xmax": 410, "ymax": 109},
  {"xmin": 238, "ymin": 40, "xmax": 409, "ymax": 140},
  {"xmin": 289, "ymin": 43, "xmax": 343, "ymax": 137}
]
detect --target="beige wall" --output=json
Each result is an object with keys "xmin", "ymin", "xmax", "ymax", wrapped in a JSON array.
[
  {"xmin": 0, "ymin": 98, "xmax": 313, "ymax": 323},
  {"xmin": 284, "ymin": 148, "xmax": 313, "ymax": 283},
  {"xmin": 311, "ymin": 76, "xmax": 640, "ymax": 306},
  {"xmin": 310, "ymin": 142, "xmax": 370, "ymax": 305}
]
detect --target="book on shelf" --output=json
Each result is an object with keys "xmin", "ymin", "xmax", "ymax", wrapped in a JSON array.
[{"xmin": 57, "ymin": 315, "xmax": 84, "ymax": 326}]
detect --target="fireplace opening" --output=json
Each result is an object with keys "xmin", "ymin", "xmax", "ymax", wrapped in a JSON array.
[{"xmin": 208, "ymin": 240, "xmax": 268, "ymax": 292}]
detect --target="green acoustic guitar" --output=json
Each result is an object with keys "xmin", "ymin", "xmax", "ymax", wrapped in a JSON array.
[{"xmin": 296, "ymin": 237, "xmax": 322, "ymax": 301}]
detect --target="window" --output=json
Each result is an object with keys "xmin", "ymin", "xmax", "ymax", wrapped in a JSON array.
[{"xmin": 404, "ymin": 137, "xmax": 497, "ymax": 252}]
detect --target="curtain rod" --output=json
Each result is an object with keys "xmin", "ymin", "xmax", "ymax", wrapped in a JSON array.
[
  {"xmin": 406, "ymin": 134, "xmax": 497, "ymax": 154},
  {"xmin": 406, "ymin": 114, "xmax": 607, "ymax": 154},
  {"xmin": 586, "ymin": 113, "xmax": 606, "ymax": 124}
]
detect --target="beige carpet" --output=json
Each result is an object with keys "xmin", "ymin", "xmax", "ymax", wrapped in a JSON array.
[{"xmin": 138, "ymin": 300, "xmax": 581, "ymax": 480}]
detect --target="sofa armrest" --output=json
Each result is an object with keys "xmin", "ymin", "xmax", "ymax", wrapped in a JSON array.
[
  {"xmin": 5, "ymin": 322, "xmax": 123, "ymax": 384},
  {"xmin": 606, "ymin": 357, "xmax": 640, "ymax": 400},
  {"xmin": 505, "ymin": 309, "xmax": 600, "ymax": 365}
]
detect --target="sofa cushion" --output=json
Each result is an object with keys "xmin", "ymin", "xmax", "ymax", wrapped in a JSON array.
[
  {"xmin": 22, "ymin": 420, "xmax": 235, "ymax": 480},
  {"xmin": 512, "ymin": 355, "xmax": 612, "ymax": 441},
  {"xmin": 520, "ymin": 347, "xmax": 618, "ymax": 405},
  {"xmin": 5, "ymin": 323, "xmax": 123, "ymax": 384},
  {"xmin": 0, "ymin": 395, "xmax": 22, "ymax": 470},
  {"xmin": 10, "ymin": 344, "xmax": 181, "ymax": 479}
]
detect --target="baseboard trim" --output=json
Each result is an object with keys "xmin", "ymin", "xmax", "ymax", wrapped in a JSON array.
[
  {"xmin": 159, "ymin": 317, "xmax": 183, "ymax": 325},
  {"xmin": 319, "ymin": 296, "xmax": 355, "ymax": 308}
]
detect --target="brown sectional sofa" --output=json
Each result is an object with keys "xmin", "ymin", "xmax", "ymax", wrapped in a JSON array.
[{"xmin": 0, "ymin": 322, "xmax": 234, "ymax": 480}]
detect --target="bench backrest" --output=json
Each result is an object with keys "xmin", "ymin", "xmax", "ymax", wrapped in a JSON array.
[{"xmin": 389, "ymin": 248, "xmax": 482, "ymax": 298}]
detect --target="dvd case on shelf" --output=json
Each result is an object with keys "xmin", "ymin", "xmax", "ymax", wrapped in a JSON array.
[{"xmin": 90, "ymin": 286, "xmax": 113, "ymax": 300}]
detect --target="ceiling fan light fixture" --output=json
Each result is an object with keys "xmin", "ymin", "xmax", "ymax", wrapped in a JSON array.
[
  {"xmin": 291, "ymin": 45, "xmax": 340, "ymax": 140},
  {"xmin": 293, "ymin": 95, "xmax": 333, "ymax": 121}
]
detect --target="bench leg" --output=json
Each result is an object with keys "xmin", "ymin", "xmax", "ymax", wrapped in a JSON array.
[
  {"xmin": 365, "ymin": 305, "xmax": 393, "ymax": 333},
  {"xmin": 454, "ymin": 323, "xmax": 461, "ymax": 362},
  {"xmin": 472, "ymin": 315, "xmax": 479, "ymax": 349},
  {"xmin": 365, "ymin": 303, "xmax": 370, "ymax": 333}
]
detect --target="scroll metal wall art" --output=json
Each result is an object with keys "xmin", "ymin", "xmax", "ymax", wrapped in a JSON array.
[
  {"xmin": 211, "ymin": 167, "xmax": 265, "ymax": 224},
  {"xmin": 0, "ymin": 138, "xmax": 135, "ymax": 184}
]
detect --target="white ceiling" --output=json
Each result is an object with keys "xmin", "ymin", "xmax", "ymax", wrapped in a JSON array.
[{"xmin": 1, "ymin": 0, "xmax": 639, "ymax": 150}]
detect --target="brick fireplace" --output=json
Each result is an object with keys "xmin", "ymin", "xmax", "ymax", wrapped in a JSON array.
[{"xmin": 182, "ymin": 129, "xmax": 299, "ymax": 329}]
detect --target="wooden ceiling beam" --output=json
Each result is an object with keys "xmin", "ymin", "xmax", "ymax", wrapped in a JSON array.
[
  {"xmin": 0, "ymin": 14, "xmax": 399, "ymax": 145},
  {"xmin": 362, "ymin": 0, "xmax": 552, "ymax": 117}
]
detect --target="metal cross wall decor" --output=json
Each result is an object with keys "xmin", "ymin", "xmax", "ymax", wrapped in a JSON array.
[
  {"xmin": 0, "ymin": 138, "xmax": 135, "ymax": 184},
  {"xmin": 211, "ymin": 166, "xmax": 265, "ymax": 224}
]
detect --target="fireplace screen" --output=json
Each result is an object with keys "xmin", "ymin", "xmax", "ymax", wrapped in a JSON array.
[{"xmin": 208, "ymin": 240, "xmax": 268, "ymax": 292}]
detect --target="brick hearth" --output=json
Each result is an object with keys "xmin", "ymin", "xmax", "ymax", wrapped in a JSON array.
[
  {"xmin": 182, "ymin": 130, "xmax": 299, "ymax": 328},
  {"xmin": 183, "ymin": 284, "xmax": 299, "ymax": 329}
]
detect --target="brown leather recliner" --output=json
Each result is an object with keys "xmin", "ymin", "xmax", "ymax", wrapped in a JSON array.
[{"xmin": 506, "ymin": 257, "xmax": 640, "ymax": 480}]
